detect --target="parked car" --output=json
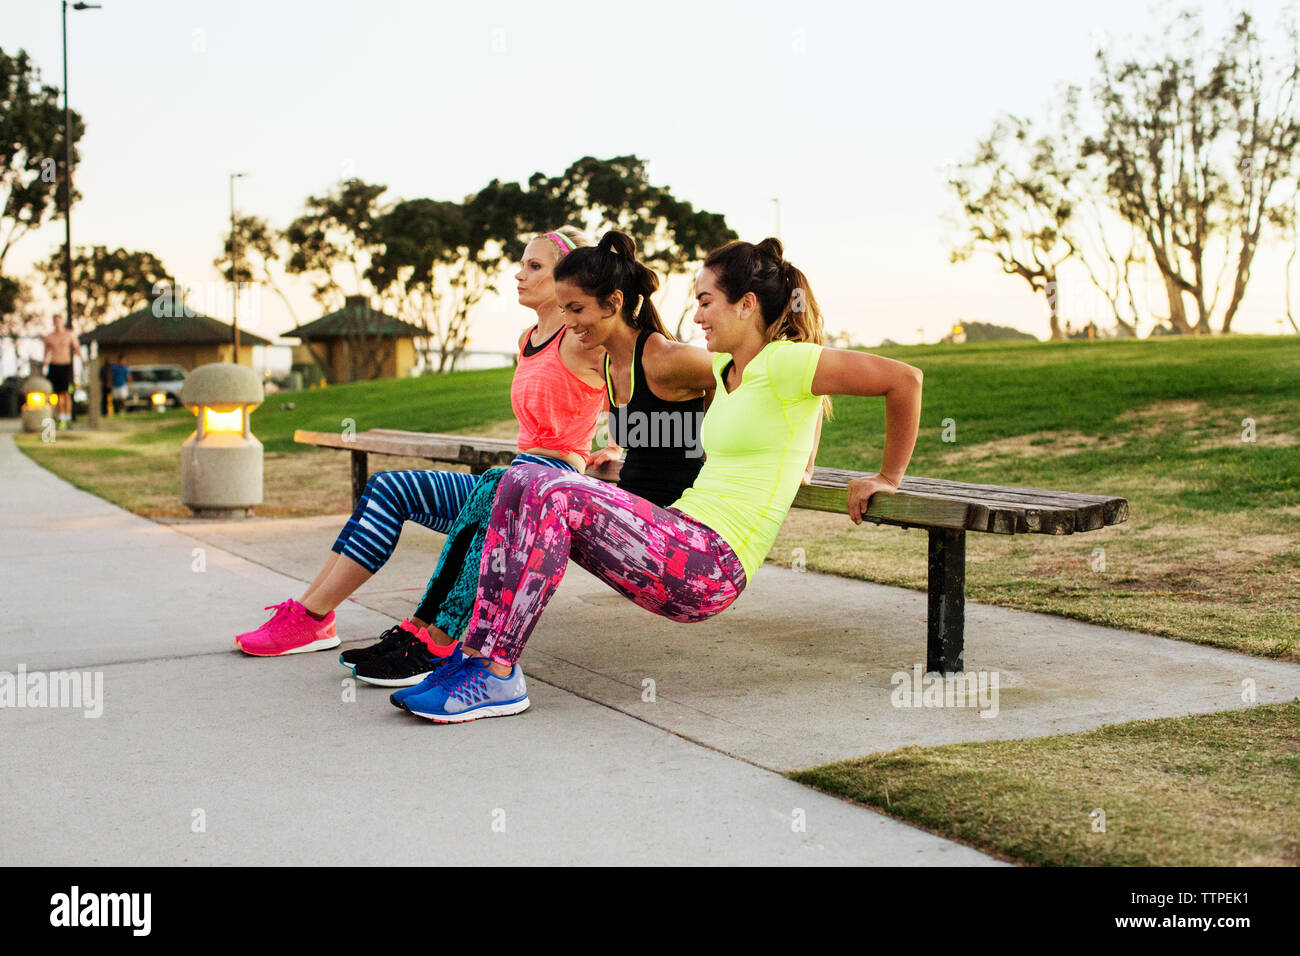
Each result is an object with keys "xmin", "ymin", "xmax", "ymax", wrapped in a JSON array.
[{"xmin": 123, "ymin": 365, "xmax": 187, "ymax": 410}]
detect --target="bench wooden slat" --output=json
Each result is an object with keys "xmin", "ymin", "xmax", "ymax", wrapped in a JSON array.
[
  {"xmin": 792, "ymin": 482, "xmax": 988, "ymax": 531},
  {"xmin": 368, "ymin": 428, "xmax": 520, "ymax": 452},
  {"xmin": 813, "ymin": 467, "xmax": 1123, "ymax": 512},
  {"xmin": 893, "ymin": 475, "xmax": 1128, "ymax": 526},
  {"xmin": 295, "ymin": 429, "xmax": 512, "ymax": 468},
  {"xmin": 805, "ymin": 469, "xmax": 1087, "ymax": 534}
]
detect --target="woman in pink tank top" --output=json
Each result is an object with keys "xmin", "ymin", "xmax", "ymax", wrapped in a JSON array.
[
  {"xmin": 235, "ymin": 226, "xmax": 611, "ymax": 658},
  {"xmin": 511, "ymin": 234, "xmax": 607, "ymax": 469}
]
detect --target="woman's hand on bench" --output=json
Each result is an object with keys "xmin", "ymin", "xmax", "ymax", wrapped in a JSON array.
[
  {"xmin": 589, "ymin": 444, "xmax": 623, "ymax": 468},
  {"xmin": 846, "ymin": 474, "xmax": 900, "ymax": 525}
]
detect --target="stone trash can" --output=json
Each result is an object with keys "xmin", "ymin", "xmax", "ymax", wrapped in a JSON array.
[
  {"xmin": 21, "ymin": 374, "xmax": 56, "ymax": 434},
  {"xmin": 180, "ymin": 363, "xmax": 264, "ymax": 518}
]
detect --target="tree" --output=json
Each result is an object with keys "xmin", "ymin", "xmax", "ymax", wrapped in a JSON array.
[
  {"xmin": 1, "ymin": 48, "xmax": 85, "ymax": 311},
  {"xmin": 1048, "ymin": 85, "xmax": 1149, "ymax": 338},
  {"xmin": 284, "ymin": 178, "xmax": 393, "ymax": 381},
  {"xmin": 1088, "ymin": 12, "xmax": 1235, "ymax": 333},
  {"xmin": 950, "ymin": 8, "xmax": 1300, "ymax": 338},
  {"xmin": 1286, "ymin": 184, "xmax": 1300, "ymax": 333},
  {"xmin": 1218, "ymin": 10, "xmax": 1300, "ymax": 332},
  {"xmin": 368, "ymin": 197, "xmax": 477, "ymax": 373},
  {"xmin": 0, "ymin": 275, "xmax": 45, "ymax": 351},
  {"xmin": 947, "ymin": 114, "xmax": 1078, "ymax": 340},
  {"xmin": 1085, "ymin": 9, "xmax": 1300, "ymax": 334},
  {"xmin": 36, "ymin": 246, "xmax": 172, "ymax": 334},
  {"xmin": 285, "ymin": 178, "xmax": 389, "ymax": 309},
  {"xmin": 524, "ymin": 156, "xmax": 736, "ymax": 340},
  {"xmin": 214, "ymin": 214, "xmax": 302, "ymax": 328}
]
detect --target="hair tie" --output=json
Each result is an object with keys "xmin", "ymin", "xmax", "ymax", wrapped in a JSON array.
[{"xmin": 545, "ymin": 231, "xmax": 575, "ymax": 257}]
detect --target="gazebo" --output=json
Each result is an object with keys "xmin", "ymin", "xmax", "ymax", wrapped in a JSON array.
[
  {"xmin": 285, "ymin": 295, "xmax": 426, "ymax": 383},
  {"xmin": 80, "ymin": 305, "xmax": 273, "ymax": 370}
]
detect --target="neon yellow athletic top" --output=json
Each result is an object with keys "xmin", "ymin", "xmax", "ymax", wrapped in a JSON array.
[{"xmin": 670, "ymin": 339, "xmax": 823, "ymax": 584}]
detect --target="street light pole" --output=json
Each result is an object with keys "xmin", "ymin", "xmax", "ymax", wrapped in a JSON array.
[
  {"xmin": 230, "ymin": 172, "xmax": 247, "ymax": 364},
  {"xmin": 61, "ymin": 1, "xmax": 102, "ymax": 332}
]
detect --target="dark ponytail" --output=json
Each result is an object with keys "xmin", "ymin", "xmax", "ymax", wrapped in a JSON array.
[
  {"xmin": 553, "ymin": 230, "xmax": 673, "ymax": 340},
  {"xmin": 703, "ymin": 236, "xmax": 825, "ymax": 346},
  {"xmin": 704, "ymin": 236, "xmax": 831, "ymax": 416}
]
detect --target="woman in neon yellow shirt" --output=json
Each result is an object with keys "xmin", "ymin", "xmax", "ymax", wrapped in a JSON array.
[{"xmin": 397, "ymin": 237, "xmax": 925, "ymax": 723}]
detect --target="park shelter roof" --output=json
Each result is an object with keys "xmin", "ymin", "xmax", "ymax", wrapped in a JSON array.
[
  {"xmin": 285, "ymin": 295, "xmax": 426, "ymax": 341},
  {"xmin": 80, "ymin": 305, "xmax": 273, "ymax": 347}
]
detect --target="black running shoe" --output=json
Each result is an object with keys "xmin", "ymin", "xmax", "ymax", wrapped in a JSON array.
[
  {"xmin": 353, "ymin": 632, "xmax": 439, "ymax": 687},
  {"xmin": 339, "ymin": 621, "xmax": 412, "ymax": 670}
]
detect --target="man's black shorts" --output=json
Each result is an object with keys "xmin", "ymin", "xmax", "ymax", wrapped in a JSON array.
[{"xmin": 46, "ymin": 363, "xmax": 74, "ymax": 394}]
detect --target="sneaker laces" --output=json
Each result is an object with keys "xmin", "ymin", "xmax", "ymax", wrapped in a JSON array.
[
  {"xmin": 261, "ymin": 599, "xmax": 298, "ymax": 624},
  {"xmin": 445, "ymin": 657, "xmax": 492, "ymax": 706},
  {"xmin": 365, "ymin": 633, "xmax": 433, "ymax": 676},
  {"xmin": 427, "ymin": 648, "xmax": 468, "ymax": 687},
  {"xmin": 380, "ymin": 626, "xmax": 422, "ymax": 655}
]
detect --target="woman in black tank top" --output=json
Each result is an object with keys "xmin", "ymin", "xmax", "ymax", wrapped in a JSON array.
[
  {"xmin": 604, "ymin": 329, "xmax": 705, "ymax": 506},
  {"xmin": 552, "ymin": 233, "xmax": 716, "ymax": 506}
]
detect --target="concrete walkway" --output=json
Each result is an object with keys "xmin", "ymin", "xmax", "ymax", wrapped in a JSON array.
[
  {"xmin": 0, "ymin": 431, "xmax": 996, "ymax": 865},
  {"xmin": 6, "ymin": 430, "xmax": 1300, "ymax": 864}
]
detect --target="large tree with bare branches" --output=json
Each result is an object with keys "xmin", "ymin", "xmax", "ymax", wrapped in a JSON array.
[
  {"xmin": 1085, "ymin": 9, "xmax": 1300, "ymax": 334},
  {"xmin": 947, "ymin": 114, "xmax": 1078, "ymax": 340}
]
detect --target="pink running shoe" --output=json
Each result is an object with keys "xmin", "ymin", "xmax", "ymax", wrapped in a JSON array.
[{"xmin": 235, "ymin": 599, "xmax": 339, "ymax": 657}]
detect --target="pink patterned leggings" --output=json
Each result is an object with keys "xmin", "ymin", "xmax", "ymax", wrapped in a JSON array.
[{"xmin": 463, "ymin": 463, "xmax": 747, "ymax": 665}]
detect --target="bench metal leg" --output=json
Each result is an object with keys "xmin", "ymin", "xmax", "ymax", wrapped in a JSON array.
[
  {"xmin": 350, "ymin": 450, "xmax": 369, "ymax": 509},
  {"xmin": 927, "ymin": 527, "xmax": 965, "ymax": 673}
]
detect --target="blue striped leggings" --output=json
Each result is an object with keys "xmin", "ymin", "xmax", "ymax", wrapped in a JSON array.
[{"xmin": 330, "ymin": 453, "xmax": 577, "ymax": 574}]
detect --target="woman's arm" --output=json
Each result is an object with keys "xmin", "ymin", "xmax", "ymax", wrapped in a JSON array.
[
  {"xmin": 810, "ymin": 348, "xmax": 924, "ymax": 524},
  {"xmin": 642, "ymin": 337, "xmax": 715, "ymax": 396},
  {"xmin": 588, "ymin": 402, "xmax": 623, "ymax": 468}
]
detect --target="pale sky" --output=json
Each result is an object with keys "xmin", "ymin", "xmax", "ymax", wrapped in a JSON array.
[{"xmin": 5, "ymin": 0, "xmax": 1297, "ymax": 365}]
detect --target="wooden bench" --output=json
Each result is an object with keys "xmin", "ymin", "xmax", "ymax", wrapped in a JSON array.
[{"xmin": 296, "ymin": 427, "xmax": 1129, "ymax": 674}]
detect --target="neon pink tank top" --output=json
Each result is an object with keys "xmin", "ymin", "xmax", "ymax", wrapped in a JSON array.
[{"xmin": 511, "ymin": 324, "xmax": 605, "ymax": 465}]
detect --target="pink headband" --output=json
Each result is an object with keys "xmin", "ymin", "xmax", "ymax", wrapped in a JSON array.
[{"xmin": 545, "ymin": 231, "xmax": 575, "ymax": 257}]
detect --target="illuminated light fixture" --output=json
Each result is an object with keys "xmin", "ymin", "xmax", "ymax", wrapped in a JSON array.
[
  {"xmin": 179, "ymin": 363, "xmax": 264, "ymax": 518},
  {"xmin": 151, "ymin": 391, "xmax": 168, "ymax": 409},
  {"xmin": 20, "ymin": 374, "xmax": 56, "ymax": 433},
  {"xmin": 202, "ymin": 407, "xmax": 243, "ymax": 433}
]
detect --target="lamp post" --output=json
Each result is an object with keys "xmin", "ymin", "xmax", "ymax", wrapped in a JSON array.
[
  {"xmin": 230, "ymin": 172, "xmax": 247, "ymax": 364},
  {"xmin": 61, "ymin": 1, "xmax": 102, "ymax": 332}
]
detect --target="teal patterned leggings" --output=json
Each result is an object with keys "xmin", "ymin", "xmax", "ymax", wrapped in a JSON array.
[{"xmin": 412, "ymin": 456, "xmax": 576, "ymax": 637}]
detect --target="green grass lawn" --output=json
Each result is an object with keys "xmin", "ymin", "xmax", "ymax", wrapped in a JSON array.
[{"xmin": 790, "ymin": 701, "xmax": 1300, "ymax": 866}]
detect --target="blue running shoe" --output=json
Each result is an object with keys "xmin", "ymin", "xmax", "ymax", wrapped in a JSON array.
[
  {"xmin": 403, "ymin": 655, "xmax": 530, "ymax": 723},
  {"xmin": 388, "ymin": 645, "xmax": 464, "ymax": 709}
]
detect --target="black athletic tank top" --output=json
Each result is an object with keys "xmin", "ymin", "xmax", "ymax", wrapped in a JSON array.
[{"xmin": 605, "ymin": 329, "xmax": 705, "ymax": 507}]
